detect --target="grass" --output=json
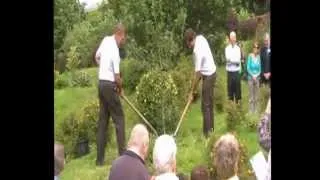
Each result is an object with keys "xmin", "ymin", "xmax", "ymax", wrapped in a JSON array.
[{"xmin": 55, "ymin": 67, "xmax": 266, "ymax": 180}]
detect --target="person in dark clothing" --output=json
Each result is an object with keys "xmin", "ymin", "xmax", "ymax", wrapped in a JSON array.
[
  {"xmin": 109, "ymin": 124, "xmax": 150, "ymax": 180},
  {"xmin": 184, "ymin": 28, "xmax": 217, "ymax": 137},
  {"xmin": 95, "ymin": 23, "xmax": 127, "ymax": 166},
  {"xmin": 260, "ymin": 33, "xmax": 271, "ymax": 86}
]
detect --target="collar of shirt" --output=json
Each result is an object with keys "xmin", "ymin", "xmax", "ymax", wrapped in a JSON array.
[{"xmin": 123, "ymin": 150, "xmax": 145, "ymax": 165}]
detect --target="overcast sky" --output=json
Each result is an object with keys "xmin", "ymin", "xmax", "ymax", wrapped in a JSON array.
[{"xmin": 79, "ymin": 0, "xmax": 104, "ymax": 11}]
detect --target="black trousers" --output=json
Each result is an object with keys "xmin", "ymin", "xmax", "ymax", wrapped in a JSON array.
[
  {"xmin": 227, "ymin": 71, "xmax": 241, "ymax": 102},
  {"xmin": 201, "ymin": 73, "xmax": 216, "ymax": 137},
  {"xmin": 96, "ymin": 80, "xmax": 125, "ymax": 165}
]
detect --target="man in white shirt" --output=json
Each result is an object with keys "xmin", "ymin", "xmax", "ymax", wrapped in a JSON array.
[
  {"xmin": 95, "ymin": 23, "xmax": 127, "ymax": 166},
  {"xmin": 225, "ymin": 31, "xmax": 242, "ymax": 103},
  {"xmin": 185, "ymin": 28, "xmax": 217, "ymax": 137}
]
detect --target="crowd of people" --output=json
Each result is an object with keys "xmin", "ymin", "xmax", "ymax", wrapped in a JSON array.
[{"xmin": 54, "ymin": 23, "xmax": 271, "ymax": 180}]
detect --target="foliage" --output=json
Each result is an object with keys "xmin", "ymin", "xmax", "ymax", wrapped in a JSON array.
[
  {"xmin": 66, "ymin": 46, "xmax": 80, "ymax": 71},
  {"xmin": 55, "ymin": 99, "xmax": 113, "ymax": 159},
  {"xmin": 71, "ymin": 71, "xmax": 92, "ymax": 87},
  {"xmin": 54, "ymin": 73, "xmax": 70, "ymax": 89},
  {"xmin": 136, "ymin": 70, "xmax": 179, "ymax": 134},
  {"xmin": 170, "ymin": 55, "xmax": 194, "ymax": 108},
  {"xmin": 243, "ymin": 114, "xmax": 259, "ymax": 131},
  {"xmin": 120, "ymin": 58, "xmax": 148, "ymax": 94},
  {"xmin": 214, "ymin": 74, "xmax": 227, "ymax": 113},
  {"xmin": 60, "ymin": 9, "xmax": 117, "ymax": 71},
  {"xmin": 54, "ymin": 0, "xmax": 86, "ymax": 49},
  {"xmin": 259, "ymin": 85, "xmax": 270, "ymax": 113},
  {"xmin": 225, "ymin": 101, "xmax": 246, "ymax": 131}
]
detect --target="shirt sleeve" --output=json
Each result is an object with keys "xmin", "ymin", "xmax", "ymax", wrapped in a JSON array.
[
  {"xmin": 113, "ymin": 50, "xmax": 121, "ymax": 74},
  {"xmin": 194, "ymin": 50, "xmax": 202, "ymax": 72}
]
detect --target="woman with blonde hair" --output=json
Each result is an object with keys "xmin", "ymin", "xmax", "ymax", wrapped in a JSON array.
[{"xmin": 246, "ymin": 42, "xmax": 261, "ymax": 114}]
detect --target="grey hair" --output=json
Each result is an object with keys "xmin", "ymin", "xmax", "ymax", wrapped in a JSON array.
[
  {"xmin": 213, "ymin": 133, "xmax": 240, "ymax": 179},
  {"xmin": 153, "ymin": 134, "xmax": 177, "ymax": 174}
]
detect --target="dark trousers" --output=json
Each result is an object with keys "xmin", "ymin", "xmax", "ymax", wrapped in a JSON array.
[
  {"xmin": 227, "ymin": 71, "xmax": 242, "ymax": 102},
  {"xmin": 201, "ymin": 73, "xmax": 216, "ymax": 137},
  {"xmin": 96, "ymin": 80, "xmax": 125, "ymax": 165}
]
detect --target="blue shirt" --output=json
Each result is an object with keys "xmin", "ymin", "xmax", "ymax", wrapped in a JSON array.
[{"xmin": 246, "ymin": 54, "xmax": 261, "ymax": 80}]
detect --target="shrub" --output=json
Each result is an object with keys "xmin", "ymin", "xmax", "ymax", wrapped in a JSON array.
[
  {"xmin": 259, "ymin": 85, "xmax": 270, "ymax": 113},
  {"xmin": 214, "ymin": 73, "xmax": 227, "ymax": 113},
  {"xmin": 55, "ymin": 99, "xmax": 114, "ymax": 159},
  {"xmin": 66, "ymin": 46, "xmax": 80, "ymax": 71},
  {"xmin": 54, "ymin": 73, "xmax": 70, "ymax": 89},
  {"xmin": 136, "ymin": 70, "xmax": 179, "ymax": 134},
  {"xmin": 71, "ymin": 70, "xmax": 92, "ymax": 87},
  {"xmin": 170, "ymin": 55, "xmax": 194, "ymax": 108},
  {"xmin": 120, "ymin": 58, "xmax": 148, "ymax": 94},
  {"xmin": 243, "ymin": 114, "xmax": 259, "ymax": 132},
  {"xmin": 225, "ymin": 101, "xmax": 246, "ymax": 131}
]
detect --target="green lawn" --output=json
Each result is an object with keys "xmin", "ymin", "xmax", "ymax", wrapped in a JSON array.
[{"xmin": 55, "ymin": 67, "xmax": 263, "ymax": 180}]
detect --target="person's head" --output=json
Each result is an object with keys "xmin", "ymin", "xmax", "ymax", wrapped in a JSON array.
[
  {"xmin": 213, "ymin": 133, "xmax": 240, "ymax": 179},
  {"xmin": 229, "ymin": 31, "xmax": 237, "ymax": 45},
  {"xmin": 153, "ymin": 134, "xmax": 177, "ymax": 174},
  {"xmin": 113, "ymin": 23, "xmax": 127, "ymax": 48},
  {"xmin": 252, "ymin": 42, "xmax": 260, "ymax": 55},
  {"xmin": 264, "ymin": 33, "xmax": 270, "ymax": 47},
  {"xmin": 184, "ymin": 28, "xmax": 196, "ymax": 49},
  {"xmin": 191, "ymin": 165, "xmax": 209, "ymax": 180},
  {"xmin": 127, "ymin": 124, "xmax": 150, "ymax": 160}
]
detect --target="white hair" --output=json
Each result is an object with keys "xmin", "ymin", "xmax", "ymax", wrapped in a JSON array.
[
  {"xmin": 153, "ymin": 134, "xmax": 177, "ymax": 174},
  {"xmin": 128, "ymin": 124, "xmax": 149, "ymax": 148},
  {"xmin": 230, "ymin": 31, "xmax": 236, "ymax": 38},
  {"xmin": 264, "ymin": 33, "xmax": 270, "ymax": 40}
]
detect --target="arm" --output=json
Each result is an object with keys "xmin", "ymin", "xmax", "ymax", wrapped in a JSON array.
[
  {"xmin": 189, "ymin": 51, "xmax": 202, "ymax": 100},
  {"xmin": 113, "ymin": 54, "xmax": 123, "ymax": 96},
  {"xmin": 254, "ymin": 56, "xmax": 261, "ymax": 78},
  {"xmin": 225, "ymin": 46, "xmax": 231, "ymax": 63}
]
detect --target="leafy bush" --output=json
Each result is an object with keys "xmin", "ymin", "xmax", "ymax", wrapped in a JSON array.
[
  {"xmin": 55, "ymin": 99, "xmax": 113, "ymax": 159},
  {"xmin": 71, "ymin": 71, "xmax": 92, "ymax": 87},
  {"xmin": 120, "ymin": 58, "xmax": 148, "ymax": 94},
  {"xmin": 214, "ymin": 73, "xmax": 227, "ymax": 113},
  {"xmin": 66, "ymin": 46, "xmax": 80, "ymax": 71},
  {"xmin": 136, "ymin": 70, "xmax": 179, "ymax": 134},
  {"xmin": 225, "ymin": 101, "xmax": 246, "ymax": 131},
  {"xmin": 54, "ymin": 73, "xmax": 70, "ymax": 89},
  {"xmin": 170, "ymin": 55, "xmax": 194, "ymax": 108},
  {"xmin": 243, "ymin": 114, "xmax": 259, "ymax": 132}
]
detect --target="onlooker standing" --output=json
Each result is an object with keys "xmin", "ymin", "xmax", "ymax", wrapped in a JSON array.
[
  {"xmin": 54, "ymin": 143, "xmax": 65, "ymax": 180},
  {"xmin": 260, "ymin": 33, "xmax": 271, "ymax": 86},
  {"xmin": 184, "ymin": 28, "xmax": 217, "ymax": 136},
  {"xmin": 109, "ymin": 124, "xmax": 150, "ymax": 180},
  {"xmin": 95, "ymin": 23, "xmax": 127, "ymax": 166},
  {"xmin": 225, "ymin": 31, "xmax": 242, "ymax": 103},
  {"xmin": 153, "ymin": 134, "xmax": 179, "ymax": 180},
  {"xmin": 247, "ymin": 42, "xmax": 261, "ymax": 114}
]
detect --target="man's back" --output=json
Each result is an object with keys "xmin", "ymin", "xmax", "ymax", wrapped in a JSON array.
[{"xmin": 109, "ymin": 151, "xmax": 149, "ymax": 180}]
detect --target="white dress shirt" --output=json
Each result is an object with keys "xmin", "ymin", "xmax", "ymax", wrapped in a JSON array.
[
  {"xmin": 96, "ymin": 35, "xmax": 120, "ymax": 82},
  {"xmin": 193, "ymin": 35, "xmax": 216, "ymax": 76},
  {"xmin": 225, "ymin": 44, "xmax": 241, "ymax": 72}
]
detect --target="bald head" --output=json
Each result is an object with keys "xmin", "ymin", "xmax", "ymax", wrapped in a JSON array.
[
  {"xmin": 113, "ymin": 23, "xmax": 127, "ymax": 48},
  {"xmin": 127, "ymin": 124, "xmax": 149, "ymax": 160},
  {"xmin": 229, "ymin": 31, "xmax": 236, "ymax": 45}
]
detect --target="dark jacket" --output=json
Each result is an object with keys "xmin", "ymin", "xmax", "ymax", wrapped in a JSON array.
[
  {"xmin": 260, "ymin": 46, "xmax": 271, "ymax": 74},
  {"xmin": 109, "ymin": 150, "xmax": 150, "ymax": 180}
]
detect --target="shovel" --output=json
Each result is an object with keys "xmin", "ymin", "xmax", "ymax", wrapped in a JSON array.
[
  {"xmin": 173, "ymin": 97, "xmax": 193, "ymax": 137},
  {"xmin": 121, "ymin": 95, "xmax": 158, "ymax": 136}
]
